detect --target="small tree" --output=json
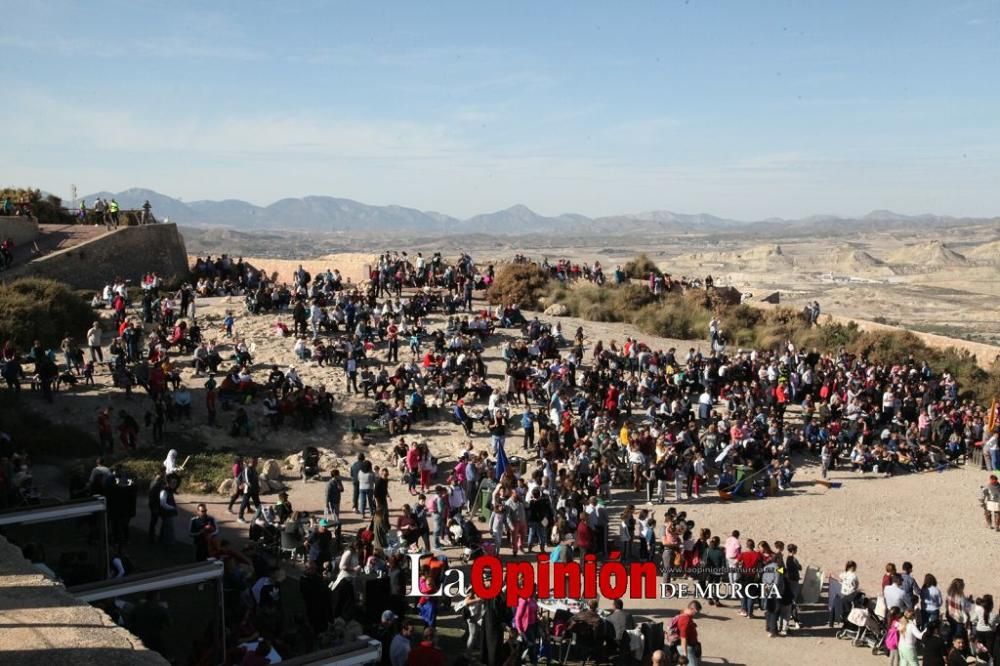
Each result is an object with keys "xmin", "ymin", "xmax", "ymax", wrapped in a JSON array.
[
  {"xmin": 488, "ymin": 263, "xmax": 551, "ymax": 309},
  {"xmin": 622, "ymin": 253, "xmax": 661, "ymax": 279}
]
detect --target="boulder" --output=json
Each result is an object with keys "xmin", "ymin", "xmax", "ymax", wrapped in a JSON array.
[
  {"xmin": 284, "ymin": 453, "xmax": 302, "ymax": 476},
  {"xmin": 265, "ymin": 478, "xmax": 287, "ymax": 493},
  {"xmin": 217, "ymin": 478, "xmax": 235, "ymax": 495},
  {"xmin": 260, "ymin": 459, "xmax": 282, "ymax": 481},
  {"xmin": 543, "ymin": 303, "xmax": 569, "ymax": 317}
]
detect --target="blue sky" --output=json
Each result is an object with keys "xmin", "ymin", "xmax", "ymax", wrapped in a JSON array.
[{"xmin": 2, "ymin": 0, "xmax": 998, "ymax": 219}]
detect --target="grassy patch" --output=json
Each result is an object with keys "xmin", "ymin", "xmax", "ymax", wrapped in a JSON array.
[
  {"xmin": 0, "ymin": 278, "xmax": 95, "ymax": 350},
  {"xmin": 115, "ymin": 449, "xmax": 237, "ymax": 493}
]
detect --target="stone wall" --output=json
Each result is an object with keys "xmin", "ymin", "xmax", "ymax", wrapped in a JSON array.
[
  {"xmin": 0, "ymin": 535, "xmax": 168, "ymax": 665},
  {"xmin": 0, "ymin": 216, "xmax": 40, "ymax": 246},
  {"xmin": 15, "ymin": 223, "xmax": 189, "ymax": 290}
]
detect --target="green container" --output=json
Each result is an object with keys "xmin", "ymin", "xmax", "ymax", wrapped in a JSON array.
[{"xmin": 477, "ymin": 479, "xmax": 496, "ymax": 522}]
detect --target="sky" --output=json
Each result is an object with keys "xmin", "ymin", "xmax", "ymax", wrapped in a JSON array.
[{"xmin": 2, "ymin": 0, "xmax": 998, "ymax": 220}]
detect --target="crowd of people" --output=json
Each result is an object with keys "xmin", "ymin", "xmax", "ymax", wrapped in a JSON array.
[{"xmin": 3, "ymin": 246, "xmax": 999, "ymax": 666}]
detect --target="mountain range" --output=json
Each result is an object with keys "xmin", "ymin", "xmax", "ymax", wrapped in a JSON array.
[{"xmin": 79, "ymin": 188, "xmax": 997, "ymax": 236}]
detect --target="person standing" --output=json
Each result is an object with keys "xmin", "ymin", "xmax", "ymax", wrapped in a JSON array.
[
  {"xmin": 97, "ymin": 408, "xmax": 114, "ymax": 454},
  {"xmin": 158, "ymin": 474, "xmax": 180, "ymax": 547},
  {"xmin": 87, "ymin": 321, "xmax": 104, "ymax": 363},
  {"xmin": 374, "ymin": 467, "xmax": 391, "ymax": 521},
  {"xmin": 521, "ymin": 406, "xmax": 536, "ymax": 454},
  {"xmin": 982, "ymin": 474, "xmax": 1000, "ymax": 530},
  {"xmin": 326, "ymin": 468, "xmax": 344, "ymax": 520},
  {"xmin": 227, "ymin": 457, "xmax": 244, "ymax": 513},
  {"xmin": 514, "ymin": 589, "xmax": 540, "ymax": 665},
  {"xmin": 390, "ymin": 621, "xmax": 413, "ymax": 666},
  {"xmin": 676, "ymin": 601, "xmax": 703, "ymax": 666},
  {"xmin": 238, "ymin": 458, "xmax": 262, "ymax": 523},
  {"xmin": 188, "ymin": 503, "xmax": 218, "ymax": 562},
  {"xmin": 357, "ymin": 463, "xmax": 375, "ymax": 520},
  {"xmin": 147, "ymin": 466, "xmax": 165, "ymax": 544},
  {"xmin": 350, "ymin": 453, "xmax": 367, "ymax": 513},
  {"xmin": 407, "ymin": 626, "xmax": 445, "ymax": 666},
  {"xmin": 505, "ymin": 492, "xmax": 527, "ymax": 556},
  {"xmin": 108, "ymin": 198, "xmax": 120, "ymax": 228},
  {"xmin": 784, "ymin": 544, "xmax": 802, "ymax": 628},
  {"xmin": 345, "ymin": 356, "xmax": 359, "ymax": 394},
  {"xmin": 489, "ymin": 500, "xmax": 507, "ymax": 554}
]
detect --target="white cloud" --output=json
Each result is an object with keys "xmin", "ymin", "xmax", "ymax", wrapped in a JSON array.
[{"xmin": 3, "ymin": 90, "xmax": 999, "ymax": 220}]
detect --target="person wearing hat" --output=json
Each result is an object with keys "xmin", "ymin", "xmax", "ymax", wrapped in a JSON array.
[
  {"xmin": 306, "ymin": 518, "xmax": 333, "ymax": 566},
  {"xmin": 373, "ymin": 610, "xmax": 399, "ymax": 666}
]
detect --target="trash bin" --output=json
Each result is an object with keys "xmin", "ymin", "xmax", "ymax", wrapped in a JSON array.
[{"xmin": 477, "ymin": 479, "xmax": 496, "ymax": 522}]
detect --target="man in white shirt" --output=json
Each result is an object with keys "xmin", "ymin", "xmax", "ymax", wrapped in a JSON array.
[{"xmin": 883, "ymin": 574, "xmax": 911, "ymax": 612}]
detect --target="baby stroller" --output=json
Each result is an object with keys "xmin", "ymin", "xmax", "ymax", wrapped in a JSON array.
[
  {"xmin": 452, "ymin": 516, "xmax": 496, "ymax": 562},
  {"xmin": 300, "ymin": 446, "xmax": 322, "ymax": 482},
  {"xmin": 249, "ymin": 507, "xmax": 282, "ymax": 558},
  {"xmin": 837, "ymin": 594, "xmax": 888, "ymax": 654}
]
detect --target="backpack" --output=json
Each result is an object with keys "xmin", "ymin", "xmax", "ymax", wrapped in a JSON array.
[
  {"xmin": 884, "ymin": 622, "xmax": 899, "ymax": 651},
  {"xmin": 665, "ymin": 615, "xmax": 682, "ymax": 647}
]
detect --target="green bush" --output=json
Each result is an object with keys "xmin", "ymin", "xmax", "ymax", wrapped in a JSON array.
[
  {"xmin": 487, "ymin": 263, "xmax": 551, "ymax": 309},
  {"xmin": 0, "ymin": 278, "xmax": 95, "ymax": 350}
]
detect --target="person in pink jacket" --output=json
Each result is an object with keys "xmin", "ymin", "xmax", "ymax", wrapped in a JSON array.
[{"xmin": 514, "ymin": 585, "xmax": 540, "ymax": 665}]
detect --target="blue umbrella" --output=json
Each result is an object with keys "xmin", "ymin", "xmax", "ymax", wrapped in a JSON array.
[{"xmin": 495, "ymin": 440, "xmax": 510, "ymax": 480}]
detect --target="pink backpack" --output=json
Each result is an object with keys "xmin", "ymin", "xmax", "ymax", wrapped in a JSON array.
[{"xmin": 885, "ymin": 622, "xmax": 899, "ymax": 651}]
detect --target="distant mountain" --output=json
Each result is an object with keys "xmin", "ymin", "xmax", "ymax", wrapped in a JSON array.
[
  {"xmin": 79, "ymin": 188, "xmax": 999, "ymax": 236},
  {"xmin": 461, "ymin": 205, "xmax": 592, "ymax": 233}
]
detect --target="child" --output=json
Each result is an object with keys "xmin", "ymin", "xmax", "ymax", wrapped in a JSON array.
[
  {"xmin": 637, "ymin": 509, "xmax": 652, "ymax": 560},
  {"xmin": 223, "ymin": 311, "xmax": 235, "ymax": 338},
  {"xmin": 83, "ymin": 361, "xmax": 95, "ymax": 385},
  {"xmin": 644, "ymin": 518, "xmax": 657, "ymax": 562},
  {"xmin": 206, "ymin": 384, "xmax": 217, "ymax": 426}
]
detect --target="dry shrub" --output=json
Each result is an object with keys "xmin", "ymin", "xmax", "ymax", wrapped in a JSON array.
[
  {"xmin": 845, "ymin": 329, "xmax": 923, "ymax": 362},
  {"xmin": 623, "ymin": 253, "xmax": 661, "ymax": 279},
  {"xmin": 633, "ymin": 299, "xmax": 712, "ymax": 340},
  {"xmin": 611, "ymin": 283, "xmax": 657, "ymax": 312},
  {"xmin": 488, "ymin": 263, "xmax": 551, "ymax": 309}
]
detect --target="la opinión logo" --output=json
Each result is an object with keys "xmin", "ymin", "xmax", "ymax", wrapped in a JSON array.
[{"xmin": 406, "ymin": 554, "xmax": 781, "ymax": 607}]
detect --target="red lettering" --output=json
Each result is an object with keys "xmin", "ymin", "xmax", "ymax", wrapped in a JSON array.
[
  {"xmin": 536, "ymin": 554, "xmax": 550, "ymax": 599},
  {"xmin": 599, "ymin": 561, "xmax": 628, "ymax": 600},
  {"xmin": 471, "ymin": 557, "xmax": 503, "ymax": 599},
  {"xmin": 627, "ymin": 562, "xmax": 658, "ymax": 599},
  {"xmin": 583, "ymin": 554, "xmax": 598, "ymax": 598},
  {"xmin": 553, "ymin": 561, "xmax": 581, "ymax": 599},
  {"xmin": 505, "ymin": 562, "xmax": 536, "ymax": 607}
]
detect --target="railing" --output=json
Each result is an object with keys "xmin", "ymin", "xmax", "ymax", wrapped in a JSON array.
[{"xmin": 66, "ymin": 209, "xmax": 159, "ymax": 226}]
